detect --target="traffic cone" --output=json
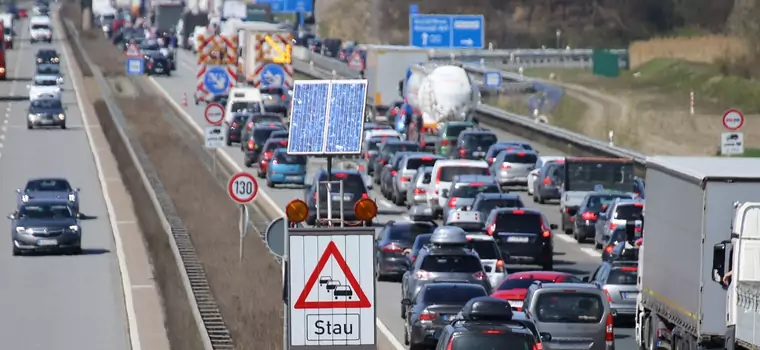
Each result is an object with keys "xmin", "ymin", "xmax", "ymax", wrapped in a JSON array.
[{"xmin": 182, "ymin": 93, "xmax": 188, "ymax": 107}]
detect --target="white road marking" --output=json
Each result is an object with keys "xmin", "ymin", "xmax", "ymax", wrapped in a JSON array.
[
  {"xmin": 554, "ymin": 233, "xmax": 575, "ymax": 243},
  {"xmin": 378, "ymin": 199, "xmax": 393, "ymax": 208},
  {"xmin": 580, "ymin": 247, "xmax": 602, "ymax": 258}
]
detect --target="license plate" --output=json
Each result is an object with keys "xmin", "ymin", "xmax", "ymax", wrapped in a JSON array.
[
  {"xmin": 332, "ymin": 194, "xmax": 352, "ymax": 201},
  {"xmin": 622, "ymin": 292, "xmax": 638, "ymax": 299},
  {"xmin": 509, "ymin": 301, "xmax": 523, "ymax": 309},
  {"xmin": 472, "ymin": 152, "xmax": 485, "ymax": 157},
  {"xmin": 506, "ymin": 236, "xmax": 530, "ymax": 243},
  {"xmin": 41, "ymin": 119, "xmax": 52, "ymax": 124},
  {"xmin": 155, "ymin": 68, "xmax": 163, "ymax": 72},
  {"xmin": 286, "ymin": 176, "xmax": 301, "ymax": 180},
  {"xmin": 37, "ymin": 239, "xmax": 57, "ymax": 246}
]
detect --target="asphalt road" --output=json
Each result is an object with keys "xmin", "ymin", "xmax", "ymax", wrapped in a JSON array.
[
  {"xmin": 155, "ymin": 49, "xmax": 636, "ymax": 350},
  {"xmin": 0, "ymin": 18, "xmax": 129, "ymax": 349}
]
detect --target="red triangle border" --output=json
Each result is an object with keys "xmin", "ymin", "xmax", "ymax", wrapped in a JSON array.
[{"xmin": 293, "ymin": 241, "xmax": 371, "ymax": 309}]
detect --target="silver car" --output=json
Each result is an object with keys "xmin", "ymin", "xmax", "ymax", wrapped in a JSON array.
[
  {"xmin": 406, "ymin": 166, "xmax": 433, "ymax": 208},
  {"xmin": 491, "ymin": 149, "xmax": 538, "ymax": 187},
  {"xmin": 594, "ymin": 198, "xmax": 644, "ymax": 248},
  {"xmin": 585, "ymin": 262, "xmax": 639, "ymax": 321},
  {"xmin": 390, "ymin": 154, "xmax": 441, "ymax": 206}
]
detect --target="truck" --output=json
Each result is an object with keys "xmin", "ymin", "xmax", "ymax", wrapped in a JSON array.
[
  {"xmin": 152, "ymin": 2, "xmax": 184, "ymax": 33},
  {"xmin": 362, "ymin": 45, "xmax": 428, "ymax": 116},
  {"xmin": 635, "ymin": 156, "xmax": 760, "ymax": 350}
]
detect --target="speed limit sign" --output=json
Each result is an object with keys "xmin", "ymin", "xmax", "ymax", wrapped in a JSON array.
[{"xmin": 227, "ymin": 172, "xmax": 259, "ymax": 204}]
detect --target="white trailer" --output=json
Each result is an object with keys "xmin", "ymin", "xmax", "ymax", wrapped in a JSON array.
[
  {"xmin": 361, "ymin": 45, "xmax": 428, "ymax": 111},
  {"xmin": 635, "ymin": 156, "xmax": 760, "ymax": 350}
]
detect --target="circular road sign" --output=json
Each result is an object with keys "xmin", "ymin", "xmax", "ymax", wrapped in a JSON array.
[
  {"xmin": 204, "ymin": 103, "xmax": 225, "ymax": 125},
  {"xmin": 723, "ymin": 109, "xmax": 745, "ymax": 131},
  {"xmin": 227, "ymin": 172, "xmax": 259, "ymax": 204},
  {"xmin": 264, "ymin": 217, "xmax": 286, "ymax": 258}
]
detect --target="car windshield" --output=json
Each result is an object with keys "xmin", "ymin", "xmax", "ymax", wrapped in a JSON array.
[
  {"xmin": 274, "ymin": 151, "xmax": 306, "ymax": 165},
  {"xmin": 438, "ymin": 166, "xmax": 489, "ymax": 182},
  {"xmin": 467, "ymin": 240, "xmax": 501, "ymax": 260},
  {"xmin": 451, "ymin": 183, "xmax": 500, "ymax": 197},
  {"xmin": 495, "ymin": 213, "xmax": 543, "ymax": 234},
  {"xmin": 615, "ymin": 204, "xmax": 644, "ymax": 220},
  {"xmin": 31, "ymin": 24, "xmax": 50, "ymax": 30},
  {"xmin": 18, "ymin": 203, "xmax": 74, "ymax": 219},
  {"xmin": 608, "ymin": 268, "xmax": 638, "ymax": 285},
  {"xmin": 498, "ymin": 275, "xmax": 582, "ymax": 290},
  {"xmin": 231, "ymin": 102, "xmax": 261, "ymax": 113},
  {"xmin": 265, "ymin": 139, "xmax": 289, "ymax": 151},
  {"xmin": 422, "ymin": 286, "xmax": 487, "ymax": 306},
  {"xmin": 34, "ymin": 78, "xmax": 57, "ymax": 86},
  {"xmin": 566, "ymin": 160, "xmax": 635, "ymax": 192},
  {"xmin": 419, "ymin": 255, "xmax": 482, "ymax": 273},
  {"xmin": 405, "ymin": 157, "xmax": 438, "ymax": 170},
  {"xmin": 31, "ymin": 99, "xmax": 62, "ymax": 109},
  {"xmin": 451, "ymin": 333, "xmax": 534, "ymax": 350},
  {"xmin": 475, "ymin": 198, "xmax": 524, "ymax": 214},
  {"xmin": 535, "ymin": 292, "xmax": 604, "ymax": 323},
  {"xmin": 587, "ymin": 194, "xmax": 632, "ymax": 211},
  {"xmin": 254, "ymin": 128, "xmax": 283, "ymax": 142},
  {"xmin": 381, "ymin": 143, "xmax": 420, "ymax": 158},
  {"xmin": 25, "ymin": 179, "xmax": 70, "ymax": 192},
  {"xmin": 388, "ymin": 223, "xmax": 436, "ymax": 241}
]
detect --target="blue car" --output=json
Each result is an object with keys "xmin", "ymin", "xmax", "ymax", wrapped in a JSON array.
[
  {"xmin": 265, "ymin": 148, "xmax": 307, "ymax": 187},
  {"xmin": 17, "ymin": 178, "xmax": 80, "ymax": 214}
]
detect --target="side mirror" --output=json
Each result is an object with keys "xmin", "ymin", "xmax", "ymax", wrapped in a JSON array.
[
  {"xmin": 75, "ymin": 188, "xmax": 80, "ymax": 192},
  {"xmin": 7, "ymin": 213, "xmax": 15, "ymax": 220},
  {"xmin": 581, "ymin": 276, "xmax": 590, "ymax": 282},
  {"xmin": 76, "ymin": 213, "xmax": 82, "ymax": 219},
  {"xmin": 549, "ymin": 224, "xmax": 558, "ymax": 230},
  {"xmin": 540, "ymin": 332, "xmax": 552, "ymax": 342},
  {"xmin": 601, "ymin": 205, "xmax": 607, "ymax": 211},
  {"xmin": 15, "ymin": 189, "xmax": 20, "ymax": 193},
  {"xmin": 441, "ymin": 189, "xmax": 449, "ymax": 198},
  {"xmin": 712, "ymin": 241, "xmax": 729, "ymax": 283},
  {"xmin": 401, "ymin": 298, "xmax": 412, "ymax": 306}
]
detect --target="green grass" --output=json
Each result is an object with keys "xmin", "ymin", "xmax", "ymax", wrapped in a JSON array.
[{"xmin": 548, "ymin": 95, "xmax": 591, "ymax": 132}]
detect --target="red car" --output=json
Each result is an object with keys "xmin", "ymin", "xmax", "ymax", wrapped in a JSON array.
[
  {"xmin": 257, "ymin": 138, "xmax": 288, "ymax": 177},
  {"xmin": 490, "ymin": 271, "xmax": 582, "ymax": 311}
]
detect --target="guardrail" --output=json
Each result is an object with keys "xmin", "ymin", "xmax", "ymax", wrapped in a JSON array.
[{"xmin": 291, "ymin": 47, "xmax": 648, "ymax": 173}]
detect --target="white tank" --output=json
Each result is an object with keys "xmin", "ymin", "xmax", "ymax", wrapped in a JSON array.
[{"xmin": 404, "ymin": 64, "xmax": 479, "ymax": 128}]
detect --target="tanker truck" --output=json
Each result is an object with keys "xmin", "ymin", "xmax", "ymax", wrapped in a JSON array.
[{"xmin": 397, "ymin": 62, "xmax": 481, "ymax": 146}]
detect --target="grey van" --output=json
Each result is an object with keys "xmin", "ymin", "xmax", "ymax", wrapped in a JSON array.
[{"xmin": 524, "ymin": 282, "xmax": 614, "ymax": 350}]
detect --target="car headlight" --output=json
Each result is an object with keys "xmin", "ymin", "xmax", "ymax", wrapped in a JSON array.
[
  {"xmin": 58, "ymin": 114, "xmax": 65, "ymax": 121},
  {"xmin": 102, "ymin": 25, "xmax": 109, "ymax": 32},
  {"xmin": 57, "ymin": 77, "xmax": 63, "ymax": 83},
  {"xmin": 16, "ymin": 227, "xmax": 33, "ymax": 234},
  {"xmin": 68, "ymin": 193, "xmax": 75, "ymax": 201},
  {"xmin": 28, "ymin": 114, "xmax": 37, "ymax": 121},
  {"xmin": 21, "ymin": 194, "xmax": 29, "ymax": 201},
  {"xmin": 37, "ymin": 58, "xmax": 42, "ymax": 63},
  {"xmin": 68, "ymin": 225, "xmax": 79, "ymax": 232}
]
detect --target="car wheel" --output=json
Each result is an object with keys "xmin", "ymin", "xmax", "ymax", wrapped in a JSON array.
[
  {"xmin": 595, "ymin": 241, "xmax": 603, "ymax": 249},
  {"xmin": 27, "ymin": 122, "xmax": 32, "ymax": 130},
  {"xmin": 400, "ymin": 303, "xmax": 406, "ymax": 319},
  {"xmin": 60, "ymin": 124, "xmax": 66, "ymax": 130},
  {"xmin": 243, "ymin": 158, "xmax": 253, "ymax": 168},
  {"xmin": 266, "ymin": 179, "xmax": 273, "ymax": 188},
  {"xmin": 69, "ymin": 246, "xmax": 82, "ymax": 255},
  {"xmin": 542, "ymin": 259, "xmax": 554, "ymax": 271},
  {"xmin": 226, "ymin": 138, "xmax": 232, "ymax": 146},
  {"xmin": 12, "ymin": 246, "xmax": 21, "ymax": 256},
  {"xmin": 257, "ymin": 170, "xmax": 264, "ymax": 178},
  {"xmin": 538, "ymin": 194, "xmax": 546, "ymax": 204},
  {"xmin": 403, "ymin": 326, "xmax": 410, "ymax": 345},
  {"xmin": 166, "ymin": 71, "xmax": 171, "ymax": 77},
  {"xmin": 394, "ymin": 192, "xmax": 404, "ymax": 206}
]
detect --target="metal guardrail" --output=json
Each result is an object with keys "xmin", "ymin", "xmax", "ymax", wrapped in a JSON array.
[{"xmin": 292, "ymin": 48, "xmax": 648, "ymax": 170}]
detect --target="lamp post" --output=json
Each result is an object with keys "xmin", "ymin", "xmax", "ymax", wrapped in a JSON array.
[{"xmin": 555, "ymin": 29, "xmax": 562, "ymax": 49}]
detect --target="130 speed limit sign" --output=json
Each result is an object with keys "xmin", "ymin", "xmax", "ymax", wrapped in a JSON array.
[{"xmin": 227, "ymin": 172, "xmax": 259, "ymax": 204}]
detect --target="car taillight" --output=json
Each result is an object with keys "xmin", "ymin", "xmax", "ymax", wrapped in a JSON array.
[
  {"xmin": 413, "ymin": 188, "xmax": 425, "ymax": 194},
  {"xmin": 419, "ymin": 310, "xmax": 436, "ymax": 322},
  {"xmin": 609, "ymin": 223, "xmax": 618, "ymax": 230},
  {"xmin": 246, "ymin": 122, "xmax": 253, "ymax": 129},
  {"xmin": 581, "ymin": 211, "xmax": 597, "ymax": 220},
  {"xmin": 458, "ymin": 148, "xmax": 466, "ymax": 157},
  {"xmin": 448, "ymin": 197, "xmax": 457, "ymax": 208},
  {"xmin": 280, "ymin": 141, "xmax": 288, "ymax": 146},
  {"xmin": 313, "ymin": 192, "xmax": 317, "ymax": 200},
  {"xmin": 361, "ymin": 193, "xmax": 369, "ymax": 199},
  {"xmin": 411, "ymin": 255, "xmax": 416, "ymax": 263},
  {"xmin": 446, "ymin": 340, "xmax": 454, "ymax": 350},
  {"xmin": 415, "ymin": 270, "xmax": 432, "ymax": 279},
  {"xmin": 391, "ymin": 170, "xmax": 397, "ymax": 176},
  {"xmin": 441, "ymin": 139, "xmax": 450, "ymax": 146},
  {"xmin": 365, "ymin": 152, "xmax": 370, "ymax": 159},
  {"xmin": 264, "ymin": 151, "xmax": 273, "ymax": 160},
  {"xmin": 605, "ymin": 314, "xmax": 614, "ymax": 342},
  {"xmin": 379, "ymin": 159, "xmax": 387, "ymax": 165},
  {"xmin": 382, "ymin": 243, "xmax": 403, "ymax": 252},
  {"xmin": 603, "ymin": 289, "xmax": 612, "ymax": 302},
  {"xmin": 534, "ymin": 344, "xmax": 544, "ymax": 350},
  {"xmin": 147, "ymin": 62, "xmax": 153, "ymax": 68},
  {"xmin": 358, "ymin": 165, "xmax": 365, "ymax": 171},
  {"xmin": 542, "ymin": 230, "xmax": 551, "ymax": 238},
  {"xmin": 247, "ymin": 140, "xmax": 255, "ymax": 150},
  {"xmin": 487, "ymin": 157, "xmax": 495, "ymax": 163},
  {"xmin": 391, "ymin": 109, "xmax": 398, "ymax": 115},
  {"xmin": 486, "ymin": 223, "xmax": 496, "ymax": 235},
  {"xmin": 473, "ymin": 271, "xmax": 486, "ymax": 279},
  {"xmin": 495, "ymin": 260, "xmax": 504, "ymax": 272},
  {"xmin": 605, "ymin": 245, "xmax": 614, "ymax": 253},
  {"xmin": 281, "ymin": 94, "xmax": 287, "ymax": 100},
  {"xmin": 401, "ymin": 176, "xmax": 411, "ymax": 182},
  {"xmin": 501, "ymin": 163, "xmax": 511, "ymax": 169},
  {"xmin": 542, "ymin": 178, "xmax": 552, "ymax": 185}
]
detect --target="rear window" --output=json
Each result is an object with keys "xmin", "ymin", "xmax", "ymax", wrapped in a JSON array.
[
  {"xmin": 615, "ymin": 204, "xmax": 644, "ymax": 220},
  {"xmin": 451, "ymin": 183, "xmax": 500, "ymax": 197},
  {"xmin": 587, "ymin": 195, "xmax": 632, "ymax": 211},
  {"xmin": 502, "ymin": 152, "xmax": 538, "ymax": 164},
  {"xmin": 405, "ymin": 157, "xmax": 438, "ymax": 170},
  {"xmin": 608, "ymin": 268, "xmax": 638, "ymax": 285},
  {"xmin": 495, "ymin": 213, "xmax": 543, "ymax": 234},
  {"xmin": 609, "ymin": 228, "xmax": 627, "ymax": 243},
  {"xmin": 231, "ymin": 102, "xmax": 261, "ymax": 113},
  {"xmin": 388, "ymin": 223, "xmax": 436, "ymax": 241},
  {"xmin": 420, "ymin": 255, "xmax": 482, "ymax": 273},
  {"xmin": 475, "ymin": 198, "xmax": 524, "ymax": 214},
  {"xmin": 254, "ymin": 128, "xmax": 281, "ymax": 142},
  {"xmin": 451, "ymin": 333, "xmax": 534, "ymax": 350},
  {"xmin": 467, "ymin": 241, "xmax": 501, "ymax": 260},
  {"xmin": 232, "ymin": 114, "xmax": 250, "ymax": 123},
  {"xmin": 367, "ymin": 137, "xmax": 395, "ymax": 151},
  {"xmin": 444, "ymin": 124, "xmax": 471, "ymax": 138},
  {"xmin": 497, "ymin": 275, "xmax": 582, "ymax": 291},
  {"xmin": 275, "ymin": 152, "xmax": 306, "ymax": 164},
  {"xmin": 438, "ymin": 166, "xmax": 489, "ymax": 182},
  {"xmin": 422, "ymin": 286, "xmax": 487, "ymax": 305},
  {"xmin": 265, "ymin": 139, "xmax": 288, "ymax": 151},
  {"xmin": 316, "ymin": 173, "xmax": 366, "ymax": 194},
  {"xmin": 535, "ymin": 292, "xmax": 604, "ymax": 323},
  {"xmin": 381, "ymin": 143, "xmax": 420, "ymax": 157},
  {"xmin": 463, "ymin": 134, "xmax": 498, "ymax": 149}
]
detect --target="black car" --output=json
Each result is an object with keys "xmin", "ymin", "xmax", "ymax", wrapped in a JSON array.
[
  {"xmin": 304, "ymin": 170, "xmax": 370, "ymax": 225},
  {"xmin": 375, "ymin": 220, "xmax": 437, "ymax": 280},
  {"xmin": 452, "ymin": 130, "xmax": 498, "ymax": 160},
  {"xmin": 259, "ymin": 86, "xmax": 290, "ymax": 114},
  {"xmin": 36, "ymin": 49, "xmax": 59, "ymax": 64},
  {"xmin": 484, "ymin": 208, "xmax": 557, "ymax": 270},
  {"xmin": 144, "ymin": 53, "xmax": 171, "ymax": 76},
  {"xmin": 435, "ymin": 297, "xmax": 547, "ymax": 349},
  {"xmin": 240, "ymin": 113, "xmax": 284, "ymax": 144},
  {"xmin": 225, "ymin": 113, "xmax": 253, "ymax": 145},
  {"xmin": 402, "ymin": 283, "xmax": 488, "ymax": 349},
  {"xmin": 27, "ymin": 98, "xmax": 66, "ymax": 129},
  {"xmin": 243, "ymin": 124, "xmax": 287, "ymax": 167},
  {"xmin": 573, "ymin": 192, "xmax": 635, "ymax": 243},
  {"xmin": 9, "ymin": 199, "xmax": 82, "ymax": 255},
  {"xmin": 372, "ymin": 141, "xmax": 421, "ymax": 184}
]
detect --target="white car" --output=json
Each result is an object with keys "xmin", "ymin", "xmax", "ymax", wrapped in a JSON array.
[
  {"xmin": 29, "ymin": 16, "xmax": 52, "ymax": 43},
  {"xmin": 526, "ymin": 156, "xmax": 564, "ymax": 196},
  {"xmin": 28, "ymin": 75, "xmax": 62, "ymax": 101}
]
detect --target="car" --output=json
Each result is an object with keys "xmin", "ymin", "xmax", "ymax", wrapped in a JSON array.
[
  {"xmin": 259, "ymin": 86, "xmax": 289, "ymax": 115},
  {"xmin": 255, "ymin": 137, "xmax": 288, "ymax": 176},
  {"xmin": 265, "ymin": 148, "xmax": 306, "ymax": 188},
  {"xmin": 375, "ymin": 220, "xmax": 438, "ymax": 281},
  {"xmin": 26, "ymin": 97, "xmax": 66, "ymax": 129},
  {"xmin": 16, "ymin": 178, "xmax": 80, "ymax": 213},
  {"xmin": 29, "ymin": 15, "xmax": 52, "ymax": 43},
  {"xmin": 405, "ymin": 166, "xmax": 433, "ymax": 209},
  {"xmin": 28, "ymin": 74, "xmax": 62, "ymax": 101},
  {"xmin": 468, "ymin": 193, "xmax": 524, "ymax": 222},
  {"xmin": 490, "ymin": 271, "xmax": 582, "ymax": 311},
  {"xmin": 451, "ymin": 129, "xmax": 498, "ymax": 160},
  {"xmin": 240, "ymin": 113, "xmax": 284, "ymax": 144},
  {"xmin": 594, "ymin": 198, "xmax": 644, "ymax": 246},
  {"xmin": 436, "ymin": 297, "xmax": 545, "ymax": 349},
  {"xmin": 401, "ymin": 283, "xmax": 489, "ymax": 348},
  {"xmin": 427, "ymin": 159, "xmax": 490, "ymax": 218},
  {"xmin": 441, "ymin": 175, "xmax": 501, "ymax": 223},
  {"xmin": 362, "ymin": 133, "xmax": 402, "ymax": 176},
  {"xmin": 574, "ymin": 191, "xmax": 635, "ymax": 244},
  {"xmin": 35, "ymin": 63, "xmax": 62, "ymax": 82},
  {"xmin": 144, "ymin": 52, "xmax": 171, "ymax": 76},
  {"xmin": 527, "ymin": 156, "xmax": 564, "ymax": 196},
  {"xmin": 484, "ymin": 208, "xmax": 556, "ymax": 270},
  {"xmin": 371, "ymin": 140, "xmax": 420, "ymax": 185},
  {"xmin": 433, "ymin": 121, "xmax": 475, "ymax": 156},
  {"xmin": 225, "ymin": 113, "xmax": 254, "ymax": 146},
  {"xmin": 522, "ymin": 282, "xmax": 614, "ymax": 350},
  {"xmin": 401, "ymin": 227, "xmax": 491, "ymax": 317},
  {"xmin": 585, "ymin": 261, "xmax": 639, "ymax": 321},
  {"xmin": 9, "ymin": 199, "xmax": 82, "ymax": 255},
  {"xmin": 484, "ymin": 142, "xmax": 528, "ymax": 166},
  {"xmin": 35, "ymin": 48, "xmax": 59, "ymax": 64},
  {"xmin": 405, "ymin": 233, "xmax": 432, "ymax": 266},
  {"xmin": 379, "ymin": 151, "xmax": 418, "ymax": 200},
  {"xmin": 607, "ymin": 240, "xmax": 640, "ymax": 264},
  {"xmin": 532, "ymin": 159, "xmax": 565, "ymax": 204},
  {"xmin": 304, "ymin": 170, "xmax": 370, "ymax": 225},
  {"xmin": 3, "ymin": 26, "xmax": 14, "ymax": 49},
  {"xmin": 491, "ymin": 148, "xmax": 538, "ymax": 187},
  {"xmin": 463, "ymin": 233, "xmax": 507, "ymax": 289},
  {"xmin": 389, "ymin": 154, "xmax": 442, "ymax": 206}
]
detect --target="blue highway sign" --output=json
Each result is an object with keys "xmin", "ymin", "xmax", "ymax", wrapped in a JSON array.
[
  {"xmin": 409, "ymin": 3, "xmax": 419, "ymax": 15},
  {"xmin": 252, "ymin": 0, "xmax": 312, "ymax": 12},
  {"xmin": 261, "ymin": 63, "xmax": 286, "ymax": 88},
  {"xmin": 125, "ymin": 58, "xmax": 144, "ymax": 75},
  {"xmin": 484, "ymin": 71, "xmax": 501, "ymax": 88},
  {"xmin": 203, "ymin": 65, "xmax": 232, "ymax": 96},
  {"xmin": 409, "ymin": 14, "xmax": 484, "ymax": 49}
]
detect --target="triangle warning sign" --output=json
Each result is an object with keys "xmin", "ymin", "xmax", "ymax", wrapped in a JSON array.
[
  {"xmin": 126, "ymin": 43, "xmax": 140, "ymax": 57},
  {"xmin": 294, "ymin": 241, "xmax": 371, "ymax": 309},
  {"xmin": 347, "ymin": 52, "xmax": 364, "ymax": 70}
]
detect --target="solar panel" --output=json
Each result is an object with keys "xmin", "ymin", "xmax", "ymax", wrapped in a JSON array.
[{"xmin": 287, "ymin": 79, "xmax": 367, "ymax": 155}]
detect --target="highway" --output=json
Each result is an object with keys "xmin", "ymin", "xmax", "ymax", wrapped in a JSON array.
[
  {"xmin": 156, "ymin": 50, "xmax": 637, "ymax": 350},
  {"xmin": 0, "ymin": 18, "xmax": 130, "ymax": 349}
]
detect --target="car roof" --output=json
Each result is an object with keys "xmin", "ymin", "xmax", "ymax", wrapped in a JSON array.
[
  {"xmin": 404, "ymin": 153, "xmax": 441, "ymax": 160},
  {"xmin": 383, "ymin": 140, "xmax": 417, "ymax": 146},
  {"xmin": 424, "ymin": 282, "xmax": 484, "ymax": 290},
  {"xmin": 37, "ymin": 49, "xmax": 56, "ymax": 54},
  {"xmin": 420, "ymin": 245, "xmax": 477, "ymax": 257},
  {"xmin": 434, "ymin": 159, "xmax": 488, "ymax": 167},
  {"xmin": 28, "ymin": 177, "xmax": 68, "ymax": 183},
  {"xmin": 444, "ymin": 121, "xmax": 474, "ymax": 127},
  {"xmin": 476, "ymin": 193, "xmax": 521, "ymax": 200},
  {"xmin": 34, "ymin": 74, "xmax": 58, "ymax": 80},
  {"xmin": 534, "ymin": 282, "xmax": 600, "ymax": 291},
  {"xmin": 507, "ymin": 271, "xmax": 574, "ymax": 279},
  {"xmin": 491, "ymin": 207, "xmax": 541, "ymax": 215},
  {"xmin": 499, "ymin": 148, "xmax": 537, "ymax": 155},
  {"xmin": 452, "ymin": 175, "xmax": 495, "ymax": 183},
  {"xmin": 316, "ymin": 169, "xmax": 360, "ymax": 176}
]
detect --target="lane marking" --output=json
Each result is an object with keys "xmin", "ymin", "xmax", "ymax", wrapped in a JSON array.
[
  {"xmin": 554, "ymin": 233, "xmax": 575, "ymax": 243},
  {"xmin": 116, "ymin": 220, "xmax": 137, "ymax": 225},
  {"xmin": 580, "ymin": 247, "xmax": 602, "ymax": 258},
  {"xmin": 378, "ymin": 199, "xmax": 393, "ymax": 208},
  {"xmin": 132, "ymin": 285, "xmax": 155, "ymax": 289}
]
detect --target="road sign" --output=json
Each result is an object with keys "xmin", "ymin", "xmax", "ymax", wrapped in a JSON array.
[
  {"xmin": 265, "ymin": 217, "xmax": 286, "ymax": 257},
  {"xmin": 721, "ymin": 132, "xmax": 744, "ymax": 156},
  {"xmin": 203, "ymin": 65, "xmax": 232, "ymax": 96},
  {"xmin": 484, "ymin": 71, "xmax": 501, "ymax": 88},
  {"xmin": 409, "ymin": 14, "xmax": 484, "ymax": 49},
  {"xmin": 347, "ymin": 52, "xmax": 364, "ymax": 71},
  {"xmin": 723, "ymin": 109, "xmax": 744, "ymax": 131},
  {"xmin": 260, "ymin": 63, "xmax": 286, "ymax": 88},
  {"xmin": 125, "ymin": 43, "xmax": 141, "ymax": 57},
  {"xmin": 204, "ymin": 126, "xmax": 225, "ymax": 148},
  {"xmin": 288, "ymin": 80, "xmax": 367, "ymax": 155},
  {"xmin": 204, "ymin": 103, "xmax": 225, "ymax": 125},
  {"xmin": 227, "ymin": 172, "xmax": 259, "ymax": 204},
  {"xmin": 288, "ymin": 228, "xmax": 375, "ymax": 348},
  {"xmin": 125, "ymin": 58, "xmax": 144, "ymax": 75},
  {"xmin": 409, "ymin": 3, "xmax": 418, "ymax": 14}
]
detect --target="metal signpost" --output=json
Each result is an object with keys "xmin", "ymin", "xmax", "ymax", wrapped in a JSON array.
[
  {"xmin": 124, "ymin": 43, "xmax": 143, "ymax": 75},
  {"xmin": 204, "ymin": 103, "xmax": 226, "ymax": 174},
  {"xmin": 484, "ymin": 71, "xmax": 501, "ymax": 89},
  {"xmin": 227, "ymin": 172, "xmax": 259, "ymax": 261},
  {"xmin": 721, "ymin": 109, "xmax": 745, "ymax": 156},
  {"xmin": 409, "ymin": 13, "xmax": 485, "ymax": 49}
]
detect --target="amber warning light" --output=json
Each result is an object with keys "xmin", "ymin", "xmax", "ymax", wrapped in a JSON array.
[{"xmin": 285, "ymin": 198, "xmax": 378, "ymax": 223}]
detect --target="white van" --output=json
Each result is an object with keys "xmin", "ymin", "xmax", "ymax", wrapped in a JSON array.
[
  {"xmin": 0, "ymin": 13, "xmax": 14, "ymax": 29},
  {"xmin": 426, "ymin": 159, "xmax": 489, "ymax": 217},
  {"xmin": 223, "ymin": 87, "xmax": 266, "ymax": 124},
  {"xmin": 29, "ymin": 16, "xmax": 52, "ymax": 43}
]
